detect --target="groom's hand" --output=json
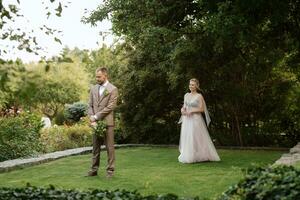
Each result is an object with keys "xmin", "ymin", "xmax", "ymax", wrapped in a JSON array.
[
  {"xmin": 91, "ymin": 122, "xmax": 97, "ymax": 128},
  {"xmin": 90, "ymin": 115, "xmax": 96, "ymax": 122}
]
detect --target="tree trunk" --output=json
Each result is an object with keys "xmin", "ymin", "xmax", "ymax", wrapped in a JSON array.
[{"xmin": 234, "ymin": 112, "xmax": 243, "ymax": 146}]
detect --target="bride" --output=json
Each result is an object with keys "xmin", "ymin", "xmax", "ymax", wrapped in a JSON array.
[{"xmin": 178, "ymin": 78, "xmax": 220, "ymax": 163}]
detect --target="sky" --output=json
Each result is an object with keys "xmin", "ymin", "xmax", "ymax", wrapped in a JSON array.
[{"xmin": 1, "ymin": 0, "xmax": 114, "ymax": 63}]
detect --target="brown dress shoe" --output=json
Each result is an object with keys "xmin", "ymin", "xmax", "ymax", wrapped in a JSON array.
[
  {"xmin": 85, "ymin": 171, "xmax": 97, "ymax": 177},
  {"xmin": 106, "ymin": 171, "xmax": 114, "ymax": 178}
]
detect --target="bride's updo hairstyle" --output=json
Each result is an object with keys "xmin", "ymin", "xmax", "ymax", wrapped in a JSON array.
[{"xmin": 190, "ymin": 78, "xmax": 200, "ymax": 91}]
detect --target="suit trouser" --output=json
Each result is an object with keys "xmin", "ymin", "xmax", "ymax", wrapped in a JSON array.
[{"xmin": 91, "ymin": 126, "xmax": 115, "ymax": 173}]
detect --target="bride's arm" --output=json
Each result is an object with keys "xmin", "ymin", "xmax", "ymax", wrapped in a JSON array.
[
  {"xmin": 181, "ymin": 105, "xmax": 186, "ymax": 115},
  {"xmin": 181, "ymin": 93, "xmax": 188, "ymax": 115}
]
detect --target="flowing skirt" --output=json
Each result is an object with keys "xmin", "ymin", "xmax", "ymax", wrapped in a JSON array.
[{"xmin": 178, "ymin": 113, "xmax": 220, "ymax": 163}]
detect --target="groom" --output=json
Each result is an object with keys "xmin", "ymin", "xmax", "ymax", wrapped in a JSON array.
[{"xmin": 87, "ymin": 67, "xmax": 118, "ymax": 178}]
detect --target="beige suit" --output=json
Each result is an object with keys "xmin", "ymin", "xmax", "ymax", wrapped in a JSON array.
[{"xmin": 88, "ymin": 82, "xmax": 118, "ymax": 174}]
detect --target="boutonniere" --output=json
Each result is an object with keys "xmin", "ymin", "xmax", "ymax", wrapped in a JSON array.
[{"xmin": 103, "ymin": 89, "xmax": 110, "ymax": 97}]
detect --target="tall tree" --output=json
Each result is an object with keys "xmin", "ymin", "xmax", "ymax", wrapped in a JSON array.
[{"xmin": 85, "ymin": 0, "xmax": 300, "ymax": 146}]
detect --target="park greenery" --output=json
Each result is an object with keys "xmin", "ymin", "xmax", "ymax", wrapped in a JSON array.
[
  {"xmin": 0, "ymin": 1, "xmax": 300, "ymax": 198},
  {"xmin": 1, "ymin": 1, "xmax": 300, "ymax": 161},
  {"xmin": 0, "ymin": 147, "xmax": 286, "ymax": 199},
  {"xmin": 0, "ymin": 0, "xmax": 66, "ymax": 56},
  {"xmin": 84, "ymin": 0, "xmax": 300, "ymax": 146}
]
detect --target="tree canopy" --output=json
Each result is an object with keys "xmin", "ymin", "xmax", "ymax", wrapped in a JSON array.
[
  {"xmin": 85, "ymin": 0, "xmax": 300, "ymax": 146},
  {"xmin": 0, "ymin": 0, "xmax": 66, "ymax": 57}
]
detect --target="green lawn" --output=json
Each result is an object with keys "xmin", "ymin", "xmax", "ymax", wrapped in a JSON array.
[
  {"xmin": 0, "ymin": 147, "xmax": 283, "ymax": 199},
  {"xmin": 294, "ymin": 161, "xmax": 300, "ymax": 168}
]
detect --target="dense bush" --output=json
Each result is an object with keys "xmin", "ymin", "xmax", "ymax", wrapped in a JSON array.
[
  {"xmin": 211, "ymin": 127, "xmax": 297, "ymax": 147},
  {"xmin": 0, "ymin": 113, "xmax": 43, "ymax": 161},
  {"xmin": 40, "ymin": 124, "xmax": 92, "ymax": 153},
  {"xmin": 0, "ymin": 185, "xmax": 201, "ymax": 200},
  {"xmin": 53, "ymin": 109, "xmax": 67, "ymax": 125},
  {"xmin": 40, "ymin": 114, "xmax": 128, "ymax": 152},
  {"xmin": 64, "ymin": 102, "xmax": 88, "ymax": 123},
  {"xmin": 114, "ymin": 113, "xmax": 129, "ymax": 144},
  {"xmin": 219, "ymin": 165, "xmax": 300, "ymax": 200}
]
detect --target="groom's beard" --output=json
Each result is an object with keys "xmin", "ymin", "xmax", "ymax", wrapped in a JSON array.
[{"xmin": 97, "ymin": 79, "xmax": 107, "ymax": 85}]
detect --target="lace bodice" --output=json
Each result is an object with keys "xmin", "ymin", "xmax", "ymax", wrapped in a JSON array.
[
  {"xmin": 184, "ymin": 93, "xmax": 201, "ymax": 108},
  {"xmin": 180, "ymin": 92, "xmax": 211, "ymax": 127}
]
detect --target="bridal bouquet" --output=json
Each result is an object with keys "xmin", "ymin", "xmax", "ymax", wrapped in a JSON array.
[{"xmin": 93, "ymin": 120, "xmax": 107, "ymax": 137}]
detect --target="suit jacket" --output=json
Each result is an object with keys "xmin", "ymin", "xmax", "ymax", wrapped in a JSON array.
[{"xmin": 88, "ymin": 82, "xmax": 118, "ymax": 126}]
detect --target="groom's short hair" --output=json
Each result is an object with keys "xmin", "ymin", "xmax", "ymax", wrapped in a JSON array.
[{"xmin": 96, "ymin": 67, "xmax": 108, "ymax": 75}]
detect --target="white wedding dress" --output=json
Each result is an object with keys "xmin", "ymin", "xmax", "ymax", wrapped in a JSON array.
[{"xmin": 178, "ymin": 93, "xmax": 220, "ymax": 163}]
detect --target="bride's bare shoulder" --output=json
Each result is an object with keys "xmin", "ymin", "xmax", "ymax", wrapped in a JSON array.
[{"xmin": 197, "ymin": 93, "xmax": 205, "ymax": 100}]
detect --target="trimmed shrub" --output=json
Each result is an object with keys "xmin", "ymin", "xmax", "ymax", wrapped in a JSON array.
[
  {"xmin": 0, "ymin": 112, "xmax": 43, "ymax": 161},
  {"xmin": 0, "ymin": 185, "xmax": 202, "ymax": 199},
  {"xmin": 40, "ymin": 124, "xmax": 92, "ymax": 153},
  {"xmin": 53, "ymin": 109, "xmax": 67, "ymax": 125},
  {"xmin": 219, "ymin": 165, "xmax": 300, "ymax": 200},
  {"xmin": 64, "ymin": 102, "xmax": 88, "ymax": 123}
]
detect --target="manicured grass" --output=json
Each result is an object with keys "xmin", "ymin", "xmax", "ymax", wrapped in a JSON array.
[
  {"xmin": 0, "ymin": 147, "xmax": 283, "ymax": 199},
  {"xmin": 294, "ymin": 161, "xmax": 300, "ymax": 168}
]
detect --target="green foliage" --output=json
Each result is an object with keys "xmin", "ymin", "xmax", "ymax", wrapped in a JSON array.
[
  {"xmin": 0, "ymin": 0, "xmax": 66, "ymax": 56},
  {"xmin": 28, "ymin": 59, "xmax": 89, "ymax": 119},
  {"xmin": 0, "ymin": 148, "xmax": 282, "ymax": 199},
  {"xmin": 64, "ymin": 102, "xmax": 88, "ymax": 123},
  {"xmin": 0, "ymin": 51, "xmax": 90, "ymax": 120},
  {"xmin": 219, "ymin": 165, "xmax": 300, "ymax": 200},
  {"xmin": 294, "ymin": 161, "xmax": 300, "ymax": 169},
  {"xmin": 81, "ymin": 45, "xmax": 129, "ymax": 87},
  {"xmin": 40, "ymin": 124, "xmax": 92, "ymax": 153},
  {"xmin": 0, "ymin": 60, "xmax": 37, "ymax": 108},
  {"xmin": 0, "ymin": 185, "xmax": 201, "ymax": 200},
  {"xmin": 53, "ymin": 109, "xmax": 67, "ymax": 125},
  {"xmin": 114, "ymin": 112, "xmax": 129, "ymax": 144},
  {"xmin": 86, "ymin": 0, "xmax": 300, "ymax": 146},
  {"xmin": 0, "ymin": 112, "xmax": 43, "ymax": 161}
]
